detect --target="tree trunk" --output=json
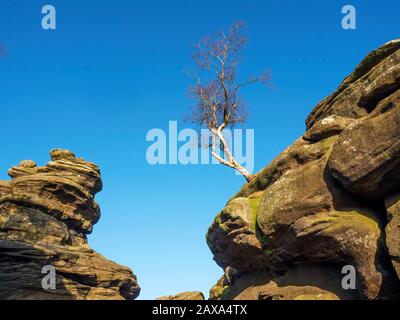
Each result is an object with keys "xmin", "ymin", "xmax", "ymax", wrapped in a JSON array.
[
  {"xmin": 210, "ymin": 128, "xmax": 256, "ymax": 184},
  {"xmin": 234, "ymin": 163, "xmax": 256, "ymax": 183}
]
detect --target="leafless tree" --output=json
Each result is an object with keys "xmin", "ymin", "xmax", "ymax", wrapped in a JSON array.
[{"xmin": 186, "ymin": 21, "xmax": 270, "ymax": 183}]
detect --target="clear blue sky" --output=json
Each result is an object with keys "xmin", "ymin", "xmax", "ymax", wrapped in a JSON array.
[{"xmin": 0, "ymin": 0, "xmax": 399, "ymax": 299}]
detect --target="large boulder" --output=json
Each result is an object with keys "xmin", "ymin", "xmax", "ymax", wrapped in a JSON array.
[
  {"xmin": 216, "ymin": 265, "xmax": 360, "ymax": 300},
  {"xmin": 306, "ymin": 39, "xmax": 400, "ymax": 128},
  {"xmin": 206, "ymin": 196, "xmax": 276, "ymax": 272},
  {"xmin": 6, "ymin": 149, "xmax": 102, "ymax": 234},
  {"xmin": 0, "ymin": 149, "xmax": 140, "ymax": 300},
  {"xmin": 156, "ymin": 291, "xmax": 205, "ymax": 300},
  {"xmin": 303, "ymin": 115, "xmax": 356, "ymax": 142},
  {"xmin": 385, "ymin": 193, "xmax": 400, "ymax": 280},
  {"xmin": 207, "ymin": 40, "xmax": 400, "ymax": 300},
  {"xmin": 328, "ymin": 95, "xmax": 400, "ymax": 199},
  {"xmin": 207, "ymin": 136, "xmax": 341, "ymax": 274}
]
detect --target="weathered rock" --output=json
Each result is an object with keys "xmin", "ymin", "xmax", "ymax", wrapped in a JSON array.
[
  {"xmin": 207, "ymin": 40, "xmax": 400, "ymax": 300},
  {"xmin": 303, "ymin": 115, "xmax": 356, "ymax": 142},
  {"xmin": 156, "ymin": 291, "xmax": 205, "ymax": 300},
  {"xmin": 6, "ymin": 148, "xmax": 103, "ymax": 234},
  {"xmin": 206, "ymin": 196, "xmax": 276, "ymax": 272},
  {"xmin": 209, "ymin": 276, "xmax": 228, "ymax": 300},
  {"xmin": 288, "ymin": 210, "xmax": 390, "ymax": 299},
  {"xmin": 18, "ymin": 160, "xmax": 37, "ymax": 168},
  {"xmin": 207, "ymin": 136, "xmax": 341, "ymax": 274},
  {"xmin": 207, "ymin": 133, "xmax": 396, "ymax": 298},
  {"xmin": 306, "ymin": 40, "xmax": 400, "ymax": 129},
  {"xmin": 256, "ymin": 156, "xmax": 361, "ymax": 241},
  {"xmin": 233, "ymin": 136, "xmax": 330, "ymax": 199},
  {"xmin": 385, "ymin": 193, "xmax": 400, "ymax": 280},
  {"xmin": 328, "ymin": 103, "xmax": 400, "ymax": 199},
  {"xmin": 370, "ymin": 88, "xmax": 400, "ymax": 117},
  {"xmin": 219, "ymin": 265, "xmax": 360, "ymax": 300},
  {"xmin": 0, "ymin": 149, "xmax": 140, "ymax": 300}
]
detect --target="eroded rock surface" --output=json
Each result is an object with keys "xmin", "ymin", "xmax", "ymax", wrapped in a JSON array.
[
  {"xmin": 207, "ymin": 40, "xmax": 400, "ymax": 300},
  {"xmin": 0, "ymin": 149, "xmax": 140, "ymax": 300},
  {"xmin": 306, "ymin": 39, "xmax": 400, "ymax": 128},
  {"xmin": 156, "ymin": 291, "xmax": 205, "ymax": 300},
  {"xmin": 385, "ymin": 193, "xmax": 400, "ymax": 280},
  {"xmin": 329, "ymin": 99, "xmax": 400, "ymax": 199}
]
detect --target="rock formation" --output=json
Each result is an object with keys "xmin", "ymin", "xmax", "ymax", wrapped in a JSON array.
[
  {"xmin": 206, "ymin": 40, "xmax": 400, "ymax": 300},
  {"xmin": 2, "ymin": 40, "xmax": 399, "ymax": 301},
  {"xmin": 0, "ymin": 149, "xmax": 140, "ymax": 300},
  {"xmin": 156, "ymin": 291, "xmax": 205, "ymax": 300}
]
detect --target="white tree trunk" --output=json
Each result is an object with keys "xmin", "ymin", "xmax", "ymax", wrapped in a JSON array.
[{"xmin": 210, "ymin": 128, "xmax": 255, "ymax": 183}]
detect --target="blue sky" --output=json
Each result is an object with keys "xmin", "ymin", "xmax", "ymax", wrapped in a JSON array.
[{"xmin": 0, "ymin": 0, "xmax": 399, "ymax": 299}]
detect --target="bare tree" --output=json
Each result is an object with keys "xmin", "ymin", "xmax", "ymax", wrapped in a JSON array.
[{"xmin": 186, "ymin": 22, "xmax": 270, "ymax": 183}]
